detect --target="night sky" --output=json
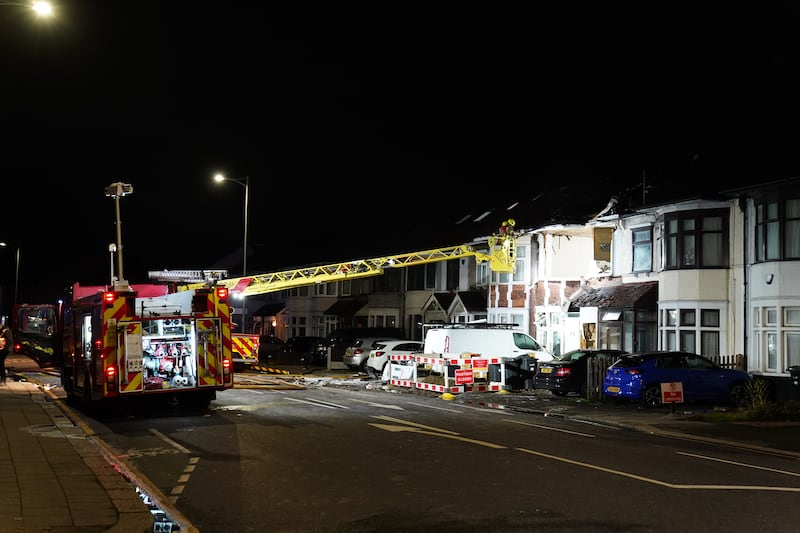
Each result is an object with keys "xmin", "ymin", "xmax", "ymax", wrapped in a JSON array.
[{"xmin": 1, "ymin": 2, "xmax": 799, "ymax": 305}]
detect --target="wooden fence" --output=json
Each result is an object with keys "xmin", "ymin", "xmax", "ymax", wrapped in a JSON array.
[{"xmin": 584, "ymin": 353, "xmax": 746, "ymax": 402}]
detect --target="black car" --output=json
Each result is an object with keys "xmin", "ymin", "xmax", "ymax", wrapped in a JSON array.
[
  {"xmin": 282, "ymin": 336, "xmax": 326, "ymax": 365},
  {"xmin": 314, "ymin": 327, "xmax": 405, "ymax": 362},
  {"xmin": 534, "ymin": 349, "xmax": 627, "ymax": 397},
  {"xmin": 257, "ymin": 335, "xmax": 286, "ymax": 362}
]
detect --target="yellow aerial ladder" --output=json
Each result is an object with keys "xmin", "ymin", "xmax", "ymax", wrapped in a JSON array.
[{"xmin": 149, "ymin": 219, "xmax": 518, "ymax": 297}]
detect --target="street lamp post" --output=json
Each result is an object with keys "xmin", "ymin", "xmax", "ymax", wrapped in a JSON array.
[
  {"xmin": 0, "ymin": 242, "xmax": 20, "ymax": 314},
  {"xmin": 213, "ymin": 173, "xmax": 250, "ymax": 332},
  {"xmin": 13, "ymin": 246, "xmax": 19, "ymax": 307}
]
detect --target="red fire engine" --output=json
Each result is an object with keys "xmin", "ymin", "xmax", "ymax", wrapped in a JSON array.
[{"xmin": 59, "ymin": 283, "xmax": 234, "ymax": 408}]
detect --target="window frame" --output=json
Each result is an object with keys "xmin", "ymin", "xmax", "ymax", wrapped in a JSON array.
[
  {"xmin": 664, "ymin": 209, "xmax": 729, "ymax": 270},
  {"xmin": 754, "ymin": 190, "xmax": 800, "ymax": 262},
  {"xmin": 631, "ymin": 226, "xmax": 653, "ymax": 273}
]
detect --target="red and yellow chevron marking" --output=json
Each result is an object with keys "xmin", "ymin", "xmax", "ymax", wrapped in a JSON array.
[
  {"xmin": 196, "ymin": 318, "xmax": 220, "ymax": 386},
  {"xmin": 232, "ymin": 334, "xmax": 258, "ymax": 362},
  {"xmin": 120, "ymin": 321, "xmax": 144, "ymax": 394},
  {"xmin": 102, "ymin": 294, "xmax": 129, "ymax": 363},
  {"xmin": 211, "ymin": 290, "xmax": 234, "ymax": 369}
]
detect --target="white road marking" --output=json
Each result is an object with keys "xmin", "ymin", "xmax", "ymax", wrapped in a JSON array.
[
  {"xmin": 371, "ymin": 415, "xmax": 460, "ymax": 435},
  {"xmin": 457, "ymin": 404, "xmax": 514, "ymax": 415},
  {"xmin": 370, "ymin": 423, "xmax": 506, "ymax": 449},
  {"xmin": 517, "ymin": 447, "xmax": 800, "ymax": 492},
  {"xmin": 149, "ymin": 428, "xmax": 192, "ymax": 454},
  {"xmin": 677, "ymin": 451, "xmax": 800, "ymax": 478},
  {"xmin": 505, "ymin": 418, "xmax": 597, "ymax": 438},
  {"xmin": 286, "ymin": 397, "xmax": 350, "ymax": 409},
  {"xmin": 350, "ymin": 398, "xmax": 404, "ymax": 410},
  {"xmin": 405, "ymin": 401, "xmax": 461, "ymax": 413}
]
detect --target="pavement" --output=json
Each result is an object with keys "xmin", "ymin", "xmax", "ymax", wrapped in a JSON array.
[
  {"xmin": 0, "ymin": 354, "xmax": 156, "ymax": 533},
  {"xmin": 1, "ymin": 355, "xmax": 798, "ymax": 533}
]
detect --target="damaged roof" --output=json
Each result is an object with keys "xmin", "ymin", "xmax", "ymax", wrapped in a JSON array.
[{"xmin": 568, "ymin": 281, "xmax": 658, "ymax": 311}]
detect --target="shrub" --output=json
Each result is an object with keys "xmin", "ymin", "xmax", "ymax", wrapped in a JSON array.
[{"xmin": 744, "ymin": 377, "xmax": 772, "ymax": 410}]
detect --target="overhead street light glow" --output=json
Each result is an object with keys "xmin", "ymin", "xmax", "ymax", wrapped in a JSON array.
[
  {"xmin": 31, "ymin": 1, "xmax": 52, "ymax": 16},
  {"xmin": 0, "ymin": 1, "xmax": 54, "ymax": 17}
]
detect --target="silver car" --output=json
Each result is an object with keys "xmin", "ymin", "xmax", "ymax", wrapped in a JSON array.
[
  {"xmin": 342, "ymin": 337, "xmax": 399, "ymax": 371},
  {"xmin": 365, "ymin": 339, "xmax": 424, "ymax": 378}
]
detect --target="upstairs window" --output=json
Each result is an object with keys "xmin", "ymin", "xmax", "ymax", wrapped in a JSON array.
[
  {"xmin": 631, "ymin": 227, "xmax": 652, "ymax": 272},
  {"xmin": 665, "ymin": 209, "xmax": 728, "ymax": 269},
  {"xmin": 756, "ymin": 196, "xmax": 800, "ymax": 261}
]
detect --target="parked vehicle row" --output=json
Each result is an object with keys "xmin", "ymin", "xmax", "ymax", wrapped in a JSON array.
[
  {"xmin": 314, "ymin": 327, "xmax": 405, "ymax": 363},
  {"xmin": 256, "ymin": 332, "xmax": 753, "ymax": 410},
  {"xmin": 283, "ymin": 336, "xmax": 326, "ymax": 366},
  {"xmin": 534, "ymin": 349, "xmax": 628, "ymax": 397},
  {"xmin": 257, "ymin": 335, "xmax": 327, "ymax": 366},
  {"xmin": 367, "ymin": 344, "xmax": 751, "ymax": 409},
  {"xmin": 343, "ymin": 337, "xmax": 400, "ymax": 370}
]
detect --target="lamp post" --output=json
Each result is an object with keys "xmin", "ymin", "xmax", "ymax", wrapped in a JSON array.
[
  {"xmin": 213, "ymin": 173, "xmax": 250, "ymax": 332},
  {"xmin": 0, "ymin": 242, "xmax": 20, "ymax": 309},
  {"xmin": 104, "ymin": 182, "xmax": 133, "ymax": 291}
]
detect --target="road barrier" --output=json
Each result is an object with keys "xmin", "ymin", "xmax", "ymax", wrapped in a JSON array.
[{"xmin": 387, "ymin": 353, "xmax": 515, "ymax": 394}]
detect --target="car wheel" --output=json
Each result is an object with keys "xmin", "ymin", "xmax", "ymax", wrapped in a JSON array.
[
  {"xmin": 552, "ymin": 390, "xmax": 567, "ymax": 397},
  {"xmin": 642, "ymin": 385, "xmax": 662, "ymax": 408},
  {"xmin": 730, "ymin": 382, "xmax": 748, "ymax": 408}
]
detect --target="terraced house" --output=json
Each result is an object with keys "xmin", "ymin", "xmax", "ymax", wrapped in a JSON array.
[{"xmin": 268, "ymin": 177, "xmax": 799, "ymax": 401}]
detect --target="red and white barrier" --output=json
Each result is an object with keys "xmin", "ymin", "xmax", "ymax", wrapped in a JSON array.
[{"xmin": 387, "ymin": 353, "xmax": 507, "ymax": 394}]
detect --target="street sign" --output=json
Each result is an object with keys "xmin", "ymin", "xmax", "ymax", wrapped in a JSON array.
[
  {"xmin": 660, "ymin": 382, "xmax": 684, "ymax": 403},
  {"xmin": 454, "ymin": 368, "xmax": 474, "ymax": 385}
]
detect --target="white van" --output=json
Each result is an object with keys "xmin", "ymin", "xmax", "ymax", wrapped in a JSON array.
[{"xmin": 423, "ymin": 324, "xmax": 553, "ymax": 362}]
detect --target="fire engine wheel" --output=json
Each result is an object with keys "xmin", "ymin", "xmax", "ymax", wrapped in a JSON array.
[
  {"xmin": 61, "ymin": 368, "xmax": 73, "ymax": 396},
  {"xmin": 181, "ymin": 390, "xmax": 215, "ymax": 409},
  {"xmin": 83, "ymin": 372, "xmax": 93, "ymax": 403}
]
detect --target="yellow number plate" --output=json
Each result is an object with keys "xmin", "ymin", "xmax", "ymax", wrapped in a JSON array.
[
  {"xmin": 539, "ymin": 367, "xmax": 553, "ymax": 374},
  {"xmin": 606, "ymin": 386, "xmax": 620, "ymax": 393}
]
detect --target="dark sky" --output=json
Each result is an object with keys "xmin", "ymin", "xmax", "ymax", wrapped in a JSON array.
[{"xmin": 2, "ymin": 2, "xmax": 800, "ymax": 303}]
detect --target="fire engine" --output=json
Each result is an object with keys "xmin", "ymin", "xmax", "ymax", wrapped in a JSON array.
[
  {"xmin": 58, "ymin": 281, "xmax": 234, "ymax": 407},
  {"xmin": 11, "ymin": 302, "xmax": 59, "ymax": 368},
  {"xmin": 230, "ymin": 332, "xmax": 260, "ymax": 370}
]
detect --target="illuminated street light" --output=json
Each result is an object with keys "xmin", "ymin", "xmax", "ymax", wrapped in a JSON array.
[
  {"xmin": 0, "ymin": 241, "xmax": 20, "ymax": 309},
  {"xmin": 214, "ymin": 173, "xmax": 250, "ymax": 332},
  {"xmin": 213, "ymin": 173, "xmax": 250, "ymax": 277},
  {"xmin": 104, "ymin": 182, "xmax": 133, "ymax": 290},
  {"xmin": 31, "ymin": 0, "xmax": 51, "ymax": 16},
  {"xmin": 0, "ymin": 1, "xmax": 54, "ymax": 17}
]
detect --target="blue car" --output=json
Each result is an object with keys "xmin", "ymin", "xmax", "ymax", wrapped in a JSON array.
[{"xmin": 603, "ymin": 351, "xmax": 751, "ymax": 408}]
